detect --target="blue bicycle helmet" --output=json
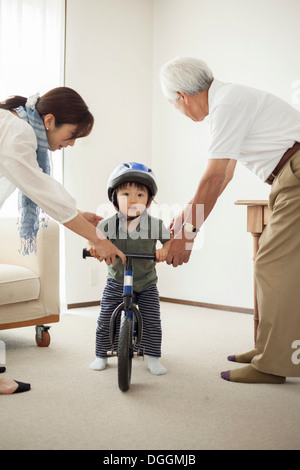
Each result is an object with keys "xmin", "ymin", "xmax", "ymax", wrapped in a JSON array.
[{"xmin": 107, "ymin": 162, "xmax": 158, "ymax": 203}]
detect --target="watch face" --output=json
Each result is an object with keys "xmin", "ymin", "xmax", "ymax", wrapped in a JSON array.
[{"xmin": 184, "ymin": 223, "xmax": 194, "ymax": 233}]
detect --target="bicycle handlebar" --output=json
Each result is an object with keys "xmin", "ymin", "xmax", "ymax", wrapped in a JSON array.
[
  {"xmin": 82, "ymin": 248, "xmax": 93, "ymax": 258},
  {"xmin": 82, "ymin": 248, "xmax": 156, "ymax": 261}
]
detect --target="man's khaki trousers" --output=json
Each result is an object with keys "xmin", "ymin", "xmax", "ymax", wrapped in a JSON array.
[{"xmin": 252, "ymin": 150, "xmax": 300, "ymax": 377}]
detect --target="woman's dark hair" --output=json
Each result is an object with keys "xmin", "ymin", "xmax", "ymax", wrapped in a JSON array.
[{"xmin": 0, "ymin": 87, "xmax": 94, "ymax": 138}]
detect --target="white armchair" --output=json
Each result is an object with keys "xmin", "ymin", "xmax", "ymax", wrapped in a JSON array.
[{"xmin": 0, "ymin": 217, "xmax": 60, "ymax": 346}]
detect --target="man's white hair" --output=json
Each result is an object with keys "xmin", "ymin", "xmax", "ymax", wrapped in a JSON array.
[{"xmin": 159, "ymin": 57, "xmax": 213, "ymax": 101}]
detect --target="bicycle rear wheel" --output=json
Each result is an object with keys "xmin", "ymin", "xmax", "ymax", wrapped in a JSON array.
[{"xmin": 118, "ymin": 315, "xmax": 133, "ymax": 392}]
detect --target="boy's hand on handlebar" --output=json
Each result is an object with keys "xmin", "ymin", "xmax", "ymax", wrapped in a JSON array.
[
  {"xmin": 156, "ymin": 248, "xmax": 168, "ymax": 263},
  {"xmin": 156, "ymin": 238, "xmax": 173, "ymax": 263}
]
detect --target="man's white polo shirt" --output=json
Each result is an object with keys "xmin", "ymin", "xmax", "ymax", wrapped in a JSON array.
[{"xmin": 207, "ymin": 79, "xmax": 300, "ymax": 182}]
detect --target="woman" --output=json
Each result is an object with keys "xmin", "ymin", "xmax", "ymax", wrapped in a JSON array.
[
  {"xmin": 0, "ymin": 87, "xmax": 126, "ymax": 394},
  {"xmin": 159, "ymin": 56, "xmax": 300, "ymax": 384},
  {"xmin": 0, "ymin": 87, "xmax": 125, "ymax": 263}
]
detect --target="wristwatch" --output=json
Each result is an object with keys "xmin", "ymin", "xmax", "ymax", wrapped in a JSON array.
[{"xmin": 182, "ymin": 222, "xmax": 199, "ymax": 233}]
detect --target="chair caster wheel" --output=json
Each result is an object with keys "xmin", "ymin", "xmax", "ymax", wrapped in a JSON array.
[{"xmin": 35, "ymin": 325, "xmax": 51, "ymax": 347}]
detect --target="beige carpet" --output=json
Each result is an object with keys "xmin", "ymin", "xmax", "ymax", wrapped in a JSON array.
[{"xmin": 1, "ymin": 302, "xmax": 300, "ymax": 451}]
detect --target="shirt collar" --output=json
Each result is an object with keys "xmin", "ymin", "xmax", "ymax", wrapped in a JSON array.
[
  {"xmin": 208, "ymin": 78, "xmax": 224, "ymax": 112},
  {"xmin": 117, "ymin": 210, "xmax": 149, "ymax": 232}
]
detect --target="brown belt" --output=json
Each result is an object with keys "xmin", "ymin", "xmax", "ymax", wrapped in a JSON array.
[{"xmin": 266, "ymin": 142, "xmax": 300, "ymax": 185}]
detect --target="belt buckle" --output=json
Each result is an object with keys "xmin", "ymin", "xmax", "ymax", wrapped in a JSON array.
[{"xmin": 266, "ymin": 173, "xmax": 276, "ymax": 185}]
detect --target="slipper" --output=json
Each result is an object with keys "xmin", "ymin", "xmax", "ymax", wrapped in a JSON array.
[{"xmin": 13, "ymin": 381, "xmax": 31, "ymax": 393}]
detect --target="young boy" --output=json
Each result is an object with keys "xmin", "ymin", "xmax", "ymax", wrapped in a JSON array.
[{"xmin": 89, "ymin": 162, "xmax": 172, "ymax": 375}]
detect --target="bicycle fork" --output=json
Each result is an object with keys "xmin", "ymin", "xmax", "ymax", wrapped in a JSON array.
[{"xmin": 109, "ymin": 256, "xmax": 143, "ymax": 356}]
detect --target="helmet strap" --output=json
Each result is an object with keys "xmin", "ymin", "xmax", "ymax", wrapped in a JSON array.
[
  {"xmin": 126, "ymin": 215, "xmax": 141, "ymax": 221},
  {"xmin": 119, "ymin": 208, "xmax": 147, "ymax": 221}
]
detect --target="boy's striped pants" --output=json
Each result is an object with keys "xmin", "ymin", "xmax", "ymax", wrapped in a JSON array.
[{"xmin": 95, "ymin": 278, "xmax": 162, "ymax": 358}]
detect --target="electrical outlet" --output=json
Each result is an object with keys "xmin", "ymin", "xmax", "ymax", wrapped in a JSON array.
[{"xmin": 90, "ymin": 268, "xmax": 99, "ymax": 286}]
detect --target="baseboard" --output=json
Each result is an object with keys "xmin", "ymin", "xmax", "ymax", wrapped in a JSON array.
[
  {"xmin": 67, "ymin": 298, "xmax": 253, "ymax": 315},
  {"xmin": 67, "ymin": 301, "xmax": 100, "ymax": 309},
  {"xmin": 159, "ymin": 297, "xmax": 253, "ymax": 314}
]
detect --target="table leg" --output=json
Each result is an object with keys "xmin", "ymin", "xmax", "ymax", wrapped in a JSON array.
[{"xmin": 251, "ymin": 232, "xmax": 260, "ymax": 345}]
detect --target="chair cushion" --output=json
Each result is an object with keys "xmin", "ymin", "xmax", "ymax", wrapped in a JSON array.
[{"xmin": 0, "ymin": 264, "xmax": 40, "ymax": 305}]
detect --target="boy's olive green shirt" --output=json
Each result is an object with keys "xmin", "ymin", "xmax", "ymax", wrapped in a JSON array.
[{"xmin": 98, "ymin": 212, "xmax": 171, "ymax": 292}]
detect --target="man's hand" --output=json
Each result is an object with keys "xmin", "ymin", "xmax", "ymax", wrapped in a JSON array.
[
  {"xmin": 167, "ymin": 211, "xmax": 195, "ymax": 267},
  {"xmin": 166, "ymin": 232, "xmax": 194, "ymax": 267},
  {"xmin": 166, "ymin": 158, "xmax": 236, "ymax": 267}
]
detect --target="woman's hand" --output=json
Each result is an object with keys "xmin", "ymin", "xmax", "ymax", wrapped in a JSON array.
[
  {"xmin": 78, "ymin": 210, "xmax": 103, "ymax": 227},
  {"xmin": 90, "ymin": 238, "xmax": 126, "ymax": 266},
  {"xmin": 81, "ymin": 212, "xmax": 125, "ymax": 264},
  {"xmin": 64, "ymin": 212, "xmax": 125, "ymax": 265}
]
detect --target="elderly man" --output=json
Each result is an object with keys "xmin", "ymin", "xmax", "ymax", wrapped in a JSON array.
[{"xmin": 160, "ymin": 57, "xmax": 300, "ymax": 384}]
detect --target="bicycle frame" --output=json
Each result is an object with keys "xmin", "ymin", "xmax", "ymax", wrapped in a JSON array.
[
  {"xmin": 82, "ymin": 249, "xmax": 156, "ymax": 356},
  {"xmin": 109, "ymin": 254, "xmax": 156, "ymax": 353},
  {"xmin": 83, "ymin": 249, "xmax": 156, "ymax": 390}
]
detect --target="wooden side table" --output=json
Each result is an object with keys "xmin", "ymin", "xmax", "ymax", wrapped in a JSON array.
[{"xmin": 235, "ymin": 200, "xmax": 272, "ymax": 343}]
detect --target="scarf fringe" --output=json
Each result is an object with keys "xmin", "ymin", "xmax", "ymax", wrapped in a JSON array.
[
  {"xmin": 19, "ymin": 237, "xmax": 38, "ymax": 256},
  {"xmin": 18, "ymin": 214, "xmax": 49, "ymax": 256}
]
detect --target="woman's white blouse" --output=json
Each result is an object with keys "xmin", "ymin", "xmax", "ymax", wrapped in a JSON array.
[{"xmin": 0, "ymin": 108, "xmax": 78, "ymax": 223}]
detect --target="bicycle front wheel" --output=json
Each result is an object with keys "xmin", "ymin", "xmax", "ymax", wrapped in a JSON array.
[{"xmin": 118, "ymin": 315, "xmax": 133, "ymax": 392}]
